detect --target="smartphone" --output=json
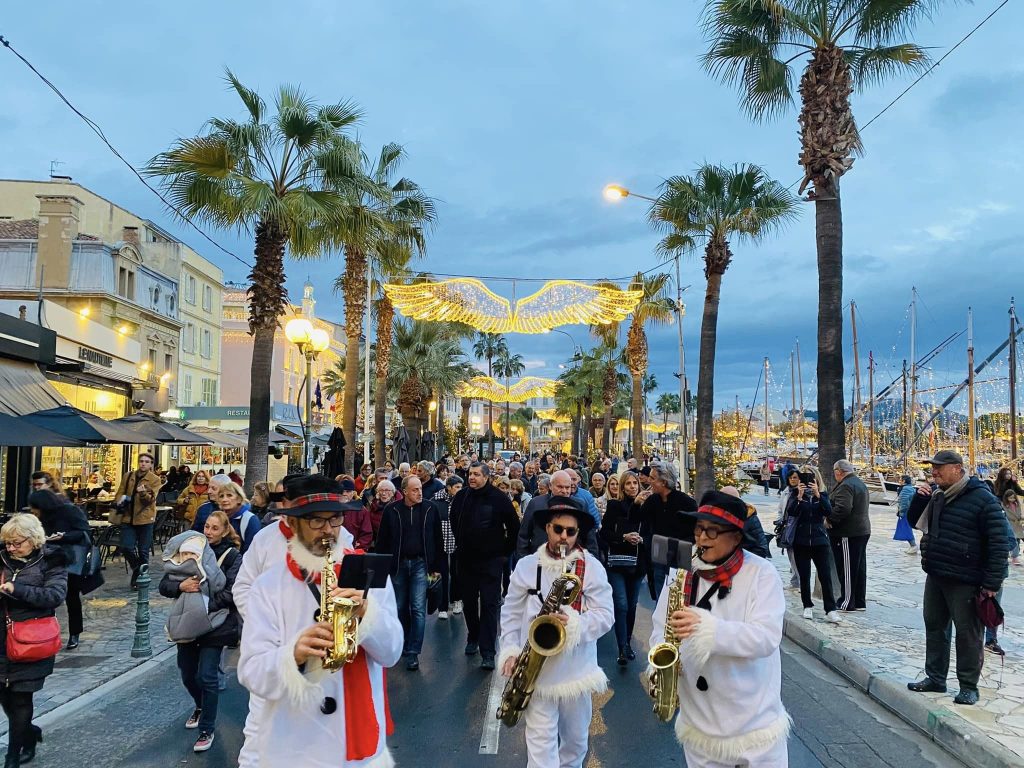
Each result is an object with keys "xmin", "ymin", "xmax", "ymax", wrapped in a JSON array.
[
  {"xmin": 798, "ymin": 472, "xmax": 815, "ymax": 484},
  {"xmin": 650, "ymin": 535, "xmax": 693, "ymax": 571}
]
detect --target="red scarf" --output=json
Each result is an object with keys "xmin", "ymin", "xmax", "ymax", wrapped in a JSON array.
[
  {"xmin": 684, "ymin": 546, "xmax": 744, "ymax": 604},
  {"xmin": 282, "ymin": 525, "xmax": 394, "ymax": 761}
]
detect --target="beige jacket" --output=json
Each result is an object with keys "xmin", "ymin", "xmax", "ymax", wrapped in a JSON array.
[{"xmin": 114, "ymin": 469, "xmax": 163, "ymax": 525}]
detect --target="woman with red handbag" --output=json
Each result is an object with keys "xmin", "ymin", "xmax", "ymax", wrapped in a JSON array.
[{"xmin": 0, "ymin": 513, "xmax": 68, "ymax": 767}]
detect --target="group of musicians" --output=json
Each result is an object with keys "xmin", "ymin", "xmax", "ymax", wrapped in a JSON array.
[{"xmin": 236, "ymin": 468, "xmax": 787, "ymax": 768}]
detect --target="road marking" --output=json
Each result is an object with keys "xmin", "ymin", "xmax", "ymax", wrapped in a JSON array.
[{"xmin": 479, "ymin": 669, "xmax": 506, "ymax": 754}]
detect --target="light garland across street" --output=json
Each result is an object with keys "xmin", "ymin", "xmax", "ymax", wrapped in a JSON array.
[
  {"xmin": 382, "ymin": 277, "xmax": 642, "ymax": 334},
  {"xmin": 455, "ymin": 376, "xmax": 560, "ymax": 403}
]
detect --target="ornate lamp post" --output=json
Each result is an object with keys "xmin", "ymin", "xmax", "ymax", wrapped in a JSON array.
[{"xmin": 285, "ymin": 318, "xmax": 331, "ymax": 470}]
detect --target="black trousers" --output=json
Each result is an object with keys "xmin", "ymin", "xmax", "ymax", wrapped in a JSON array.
[
  {"xmin": 0, "ymin": 687, "xmax": 33, "ymax": 758},
  {"xmin": 439, "ymin": 552, "xmax": 458, "ymax": 610},
  {"xmin": 923, "ymin": 575, "xmax": 984, "ymax": 691},
  {"xmin": 459, "ymin": 555, "xmax": 505, "ymax": 657},
  {"xmin": 793, "ymin": 544, "xmax": 838, "ymax": 612},
  {"xmin": 831, "ymin": 534, "xmax": 870, "ymax": 610},
  {"xmin": 66, "ymin": 573, "xmax": 84, "ymax": 636}
]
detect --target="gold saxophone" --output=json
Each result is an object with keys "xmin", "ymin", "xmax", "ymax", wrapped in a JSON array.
[
  {"xmin": 648, "ymin": 567, "xmax": 685, "ymax": 722},
  {"xmin": 496, "ymin": 545, "xmax": 583, "ymax": 728},
  {"xmin": 319, "ymin": 537, "xmax": 359, "ymax": 671}
]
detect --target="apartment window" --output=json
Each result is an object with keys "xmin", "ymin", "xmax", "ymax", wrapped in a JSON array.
[
  {"xmin": 164, "ymin": 353, "xmax": 173, "ymax": 374},
  {"xmin": 185, "ymin": 276, "xmax": 196, "ymax": 305},
  {"xmin": 183, "ymin": 323, "xmax": 195, "ymax": 353},
  {"xmin": 148, "ymin": 348, "xmax": 156, "ymax": 368},
  {"xmin": 200, "ymin": 329, "xmax": 212, "ymax": 359},
  {"xmin": 201, "ymin": 378, "xmax": 218, "ymax": 407},
  {"xmin": 118, "ymin": 267, "xmax": 136, "ymax": 301},
  {"xmin": 181, "ymin": 374, "xmax": 192, "ymax": 405},
  {"xmin": 202, "ymin": 284, "xmax": 213, "ymax": 312}
]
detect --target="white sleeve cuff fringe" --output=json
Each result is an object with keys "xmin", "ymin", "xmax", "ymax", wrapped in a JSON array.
[
  {"xmin": 562, "ymin": 606, "xmax": 582, "ymax": 651},
  {"xmin": 355, "ymin": 591, "xmax": 380, "ymax": 645},
  {"xmin": 534, "ymin": 668, "xmax": 608, "ymax": 701},
  {"xmin": 679, "ymin": 608, "xmax": 716, "ymax": 673}
]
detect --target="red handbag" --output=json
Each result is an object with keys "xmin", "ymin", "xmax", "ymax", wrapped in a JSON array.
[{"xmin": 2, "ymin": 573, "xmax": 62, "ymax": 662}]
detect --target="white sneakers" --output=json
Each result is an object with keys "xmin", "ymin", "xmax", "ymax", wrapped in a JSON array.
[
  {"xmin": 905, "ymin": 546, "xmax": 919, "ymax": 555},
  {"xmin": 437, "ymin": 611, "xmax": 449, "ymax": 620},
  {"xmin": 451, "ymin": 600, "xmax": 463, "ymax": 615},
  {"xmin": 825, "ymin": 611, "xmax": 842, "ymax": 623},
  {"xmin": 802, "ymin": 608, "xmax": 813, "ymax": 620}
]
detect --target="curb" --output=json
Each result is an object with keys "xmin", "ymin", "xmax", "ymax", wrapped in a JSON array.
[{"xmin": 783, "ymin": 613, "xmax": 1023, "ymax": 768}]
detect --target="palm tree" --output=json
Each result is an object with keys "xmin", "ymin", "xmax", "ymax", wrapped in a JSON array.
[
  {"xmin": 555, "ymin": 364, "xmax": 588, "ymax": 456},
  {"xmin": 146, "ymin": 71, "xmax": 364, "ymax": 491},
  {"xmin": 701, "ymin": 0, "xmax": 932, "ymax": 480},
  {"xmin": 651, "ymin": 163, "xmax": 798, "ymax": 495},
  {"xmin": 494, "ymin": 348, "xmax": 525, "ymax": 452},
  {"xmin": 337, "ymin": 143, "xmax": 435, "ymax": 474},
  {"xmin": 372, "ymin": 290, "xmax": 395, "ymax": 468},
  {"xmin": 624, "ymin": 272, "xmax": 675, "ymax": 461},
  {"xmin": 590, "ymin": 311, "xmax": 625, "ymax": 452},
  {"xmin": 656, "ymin": 392, "xmax": 681, "ymax": 433},
  {"xmin": 472, "ymin": 333, "xmax": 508, "ymax": 457}
]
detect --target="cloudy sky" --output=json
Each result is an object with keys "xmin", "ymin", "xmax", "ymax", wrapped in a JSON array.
[{"xmin": 2, "ymin": 1, "xmax": 1021, "ymax": 415}]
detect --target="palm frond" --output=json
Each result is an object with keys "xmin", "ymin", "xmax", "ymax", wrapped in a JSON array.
[{"xmin": 845, "ymin": 43, "xmax": 930, "ymax": 88}]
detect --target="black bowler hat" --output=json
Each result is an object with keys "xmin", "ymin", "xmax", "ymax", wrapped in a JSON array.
[
  {"xmin": 686, "ymin": 490, "xmax": 748, "ymax": 532},
  {"xmin": 534, "ymin": 495, "xmax": 593, "ymax": 538}
]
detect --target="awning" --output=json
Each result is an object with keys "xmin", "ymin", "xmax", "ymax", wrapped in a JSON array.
[
  {"xmin": 22, "ymin": 405, "xmax": 150, "ymax": 444},
  {"xmin": 109, "ymin": 414, "xmax": 213, "ymax": 445},
  {"xmin": 0, "ymin": 358, "xmax": 66, "ymax": 416},
  {"xmin": 184, "ymin": 426, "xmax": 250, "ymax": 449}
]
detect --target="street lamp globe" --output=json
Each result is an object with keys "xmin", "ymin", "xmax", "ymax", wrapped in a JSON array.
[
  {"xmin": 603, "ymin": 184, "xmax": 629, "ymax": 201},
  {"xmin": 285, "ymin": 317, "xmax": 314, "ymax": 345},
  {"xmin": 309, "ymin": 327, "xmax": 331, "ymax": 353}
]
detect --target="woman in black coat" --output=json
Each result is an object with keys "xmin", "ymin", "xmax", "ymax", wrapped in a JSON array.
[
  {"xmin": 29, "ymin": 490, "xmax": 91, "ymax": 650},
  {"xmin": 599, "ymin": 471, "xmax": 650, "ymax": 666},
  {"xmin": 0, "ymin": 513, "xmax": 69, "ymax": 767},
  {"xmin": 783, "ymin": 467, "xmax": 841, "ymax": 622}
]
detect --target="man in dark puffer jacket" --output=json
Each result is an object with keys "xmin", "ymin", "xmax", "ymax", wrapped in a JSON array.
[{"xmin": 906, "ymin": 450, "xmax": 1008, "ymax": 706}]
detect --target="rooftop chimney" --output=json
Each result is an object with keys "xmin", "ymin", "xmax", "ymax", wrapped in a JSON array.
[{"xmin": 35, "ymin": 194, "xmax": 82, "ymax": 289}]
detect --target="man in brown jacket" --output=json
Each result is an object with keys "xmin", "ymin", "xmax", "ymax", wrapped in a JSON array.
[{"xmin": 114, "ymin": 452, "xmax": 163, "ymax": 586}]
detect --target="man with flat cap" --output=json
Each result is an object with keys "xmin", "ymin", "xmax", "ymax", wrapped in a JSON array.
[
  {"xmin": 498, "ymin": 495, "xmax": 613, "ymax": 768},
  {"xmin": 647, "ymin": 490, "xmax": 789, "ymax": 767},
  {"xmin": 906, "ymin": 450, "xmax": 1008, "ymax": 706}
]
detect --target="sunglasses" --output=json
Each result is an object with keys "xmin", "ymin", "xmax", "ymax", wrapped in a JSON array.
[{"xmin": 549, "ymin": 523, "xmax": 578, "ymax": 537}]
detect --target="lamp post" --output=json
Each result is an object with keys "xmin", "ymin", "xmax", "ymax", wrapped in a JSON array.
[
  {"xmin": 549, "ymin": 328, "xmax": 583, "ymax": 454},
  {"xmin": 285, "ymin": 318, "xmax": 331, "ymax": 471},
  {"xmin": 604, "ymin": 183, "xmax": 690, "ymax": 492},
  {"xmin": 428, "ymin": 400, "xmax": 438, "ymax": 461}
]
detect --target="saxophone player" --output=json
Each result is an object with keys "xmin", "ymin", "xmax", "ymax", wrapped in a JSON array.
[
  {"xmin": 237, "ymin": 492, "xmax": 403, "ymax": 767},
  {"xmin": 648, "ymin": 490, "xmax": 790, "ymax": 768},
  {"xmin": 498, "ymin": 496, "xmax": 613, "ymax": 768}
]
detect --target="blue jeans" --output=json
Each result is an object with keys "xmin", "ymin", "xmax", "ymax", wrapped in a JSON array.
[
  {"xmin": 650, "ymin": 562, "xmax": 670, "ymax": 604},
  {"xmin": 392, "ymin": 557, "xmax": 427, "ymax": 655},
  {"xmin": 607, "ymin": 570, "xmax": 642, "ymax": 650},
  {"xmin": 177, "ymin": 643, "xmax": 221, "ymax": 733},
  {"xmin": 119, "ymin": 523, "xmax": 154, "ymax": 573}
]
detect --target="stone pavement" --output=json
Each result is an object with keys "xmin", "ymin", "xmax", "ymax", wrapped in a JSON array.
[
  {"xmin": 747, "ymin": 492, "xmax": 1023, "ymax": 768},
  {"xmin": 0, "ymin": 549, "xmax": 174, "ymax": 738}
]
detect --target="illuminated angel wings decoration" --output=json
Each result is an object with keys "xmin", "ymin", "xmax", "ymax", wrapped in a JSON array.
[
  {"xmin": 382, "ymin": 278, "xmax": 643, "ymax": 334},
  {"xmin": 455, "ymin": 376, "xmax": 560, "ymax": 403}
]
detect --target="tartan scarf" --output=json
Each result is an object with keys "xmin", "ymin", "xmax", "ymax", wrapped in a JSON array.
[{"xmin": 686, "ymin": 546, "xmax": 744, "ymax": 602}]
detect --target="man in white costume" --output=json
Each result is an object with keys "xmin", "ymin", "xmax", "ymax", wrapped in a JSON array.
[
  {"xmin": 648, "ymin": 490, "xmax": 790, "ymax": 768},
  {"xmin": 499, "ymin": 495, "xmax": 613, "ymax": 768},
  {"xmin": 234, "ymin": 475, "xmax": 354, "ymax": 768},
  {"xmin": 238, "ymin": 491, "xmax": 402, "ymax": 768}
]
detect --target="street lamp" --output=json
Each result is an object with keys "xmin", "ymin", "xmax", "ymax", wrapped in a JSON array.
[
  {"xmin": 285, "ymin": 317, "xmax": 331, "ymax": 470},
  {"xmin": 546, "ymin": 328, "xmax": 583, "ymax": 453},
  {"xmin": 604, "ymin": 183, "xmax": 690, "ymax": 492}
]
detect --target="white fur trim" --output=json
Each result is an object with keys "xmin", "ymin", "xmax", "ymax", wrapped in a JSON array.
[
  {"xmin": 355, "ymin": 590, "xmax": 379, "ymax": 645},
  {"xmin": 286, "ymin": 536, "xmax": 337, "ymax": 575},
  {"xmin": 562, "ymin": 605, "xmax": 582, "ymax": 651},
  {"xmin": 362, "ymin": 747, "xmax": 395, "ymax": 768},
  {"xmin": 678, "ymin": 607, "xmax": 716, "ymax": 673},
  {"xmin": 536, "ymin": 544, "xmax": 583, "ymax": 572},
  {"xmin": 534, "ymin": 668, "xmax": 608, "ymax": 701},
  {"xmin": 277, "ymin": 628, "xmax": 326, "ymax": 709},
  {"xmin": 675, "ymin": 712, "xmax": 792, "ymax": 763},
  {"xmin": 497, "ymin": 644, "xmax": 521, "ymax": 673}
]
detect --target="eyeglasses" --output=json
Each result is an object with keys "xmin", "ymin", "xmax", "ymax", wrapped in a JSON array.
[
  {"xmin": 4, "ymin": 538, "xmax": 29, "ymax": 549},
  {"xmin": 694, "ymin": 523, "xmax": 727, "ymax": 540},
  {"xmin": 549, "ymin": 524, "xmax": 578, "ymax": 537},
  {"xmin": 306, "ymin": 515, "xmax": 345, "ymax": 530}
]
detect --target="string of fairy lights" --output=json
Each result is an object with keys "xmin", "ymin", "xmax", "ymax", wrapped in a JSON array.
[{"xmin": 455, "ymin": 376, "xmax": 560, "ymax": 404}]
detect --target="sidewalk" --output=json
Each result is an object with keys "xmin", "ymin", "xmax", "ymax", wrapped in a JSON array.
[
  {"xmin": 747, "ymin": 493, "xmax": 1024, "ymax": 768},
  {"xmin": 0, "ymin": 550, "xmax": 174, "ymax": 737}
]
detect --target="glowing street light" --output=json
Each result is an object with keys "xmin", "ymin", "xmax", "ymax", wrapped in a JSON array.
[
  {"xmin": 286, "ymin": 317, "xmax": 331, "ymax": 468},
  {"xmin": 602, "ymin": 184, "xmax": 658, "ymax": 203}
]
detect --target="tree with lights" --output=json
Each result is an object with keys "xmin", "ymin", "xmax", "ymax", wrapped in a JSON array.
[
  {"xmin": 472, "ymin": 332, "xmax": 508, "ymax": 457},
  {"xmin": 624, "ymin": 273, "xmax": 675, "ymax": 460}
]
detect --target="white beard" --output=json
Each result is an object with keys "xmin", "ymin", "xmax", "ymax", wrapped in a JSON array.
[{"xmin": 287, "ymin": 535, "xmax": 337, "ymax": 576}]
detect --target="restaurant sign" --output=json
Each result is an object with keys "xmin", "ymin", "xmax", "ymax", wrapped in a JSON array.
[{"xmin": 78, "ymin": 346, "xmax": 113, "ymax": 368}]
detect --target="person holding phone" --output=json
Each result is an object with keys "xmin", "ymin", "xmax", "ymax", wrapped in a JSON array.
[{"xmin": 784, "ymin": 468, "xmax": 842, "ymax": 623}]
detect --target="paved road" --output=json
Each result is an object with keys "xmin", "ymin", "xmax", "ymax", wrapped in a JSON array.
[{"xmin": 27, "ymin": 603, "xmax": 961, "ymax": 767}]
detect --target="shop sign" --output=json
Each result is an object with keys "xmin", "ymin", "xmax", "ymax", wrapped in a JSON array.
[{"xmin": 78, "ymin": 346, "xmax": 113, "ymax": 368}]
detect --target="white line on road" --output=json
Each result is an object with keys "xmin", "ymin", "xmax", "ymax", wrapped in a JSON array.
[{"xmin": 479, "ymin": 669, "xmax": 505, "ymax": 754}]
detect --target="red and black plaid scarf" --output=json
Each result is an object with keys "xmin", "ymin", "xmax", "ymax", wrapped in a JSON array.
[{"xmin": 684, "ymin": 546, "xmax": 744, "ymax": 603}]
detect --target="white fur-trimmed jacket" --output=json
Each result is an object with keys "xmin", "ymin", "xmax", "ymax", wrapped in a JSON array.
[
  {"xmin": 498, "ymin": 546, "xmax": 613, "ymax": 701},
  {"xmin": 647, "ymin": 552, "xmax": 790, "ymax": 763},
  {"xmin": 237, "ymin": 559, "xmax": 403, "ymax": 768}
]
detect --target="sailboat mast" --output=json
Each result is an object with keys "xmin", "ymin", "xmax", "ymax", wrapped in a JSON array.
[
  {"xmin": 869, "ymin": 351, "xmax": 875, "ymax": 468},
  {"xmin": 908, "ymin": 289, "xmax": 918, "ymax": 461},
  {"xmin": 764, "ymin": 357, "xmax": 770, "ymax": 456},
  {"xmin": 851, "ymin": 301, "xmax": 863, "ymax": 458},
  {"xmin": 1010, "ymin": 299, "xmax": 1018, "ymax": 460},
  {"xmin": 796, "ymin": 339, "xmax": 805, "ymax": 451},
  {"xmin": 790, "ymin": 351, "xmax": 797, "ymax": 449},
  {"xmin": 967, "ymin": 308, "xmax": 976, "ymax": 473},
  {"xmin": 902, "ymin": 359, "xmax": 909, "ymax": 472}
]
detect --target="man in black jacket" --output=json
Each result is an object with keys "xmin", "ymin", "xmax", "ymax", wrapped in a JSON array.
[
  {"xmin": 906, "ymin": 450, "xmax": 1008, "ymax": 705},
  {"xmin": 828, "ymin": 460, "xmax": 871, "ymax": 611},
  {"xmin": 641, "ymin": 461, "xmax": 697, "ymax": 601},
  {"xmin": 374, "ymin": 475, "xmax": 443, "ymax": 671},
  {"xmin": 450, "ymin": 462, "xmax": 519, "ymax": 670}
]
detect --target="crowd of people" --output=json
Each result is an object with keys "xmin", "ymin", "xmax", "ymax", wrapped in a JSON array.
[{"xmin": 0, "ymin": 444, "xmax": 1017, "ymax": 767}]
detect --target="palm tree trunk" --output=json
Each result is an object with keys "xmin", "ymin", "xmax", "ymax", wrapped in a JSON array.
[
  {"xmin": 436, "ymin": 390, "xmax": 446, "ymax": 459},
  {"xmin": 696, "ymin": 270, "xmax": 725, "ymax": 497},
  {"xmin": 373, "ymin": 297, "xmax": 393, "ymax": 469},
  {"xmin": 460, "ymin": 398, "xmax": 471, "ymax": 428},
  {"xmin": 816, "ymin": 183, "xmax": 845, "ymax": 489},
  {"xmin": 341, "ymin": 246, "xmax": 368, "ymax": 475},
  {"xmin": 631, "ymin": 373, "xmax": 643, "ymax": 460},
  {"xmin": 244, "ymin": 219, "xmax": 288, "ymax": 494}
]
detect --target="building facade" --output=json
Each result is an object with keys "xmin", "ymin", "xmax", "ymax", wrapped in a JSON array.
[{"xmin": 178, "ymin": 248, "xmax": 224, "ymax": 408}]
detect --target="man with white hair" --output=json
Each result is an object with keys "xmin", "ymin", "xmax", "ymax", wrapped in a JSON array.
[
  {"xmin": 642, "ymin": 461, "xmax": 697, "ymax": 601},
  {"xmin": 398, "ymin": 462, "xmax": 412, "ymax": 481},
  {"xmin": 828, "ymin": 460, "xmax": 871, "ymax": 612},
  {"xmin": 416, "ymin": 460, "xmax": 444, "ymax": 499}
]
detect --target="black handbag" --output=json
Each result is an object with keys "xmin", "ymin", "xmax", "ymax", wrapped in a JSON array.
[
  {"xmin": 77, "ymin": 545, "xmax": 105, "ymax": 594},
  {"xmin": 778, "ymin": 514, "xmax": 799, "ymax": 548}
]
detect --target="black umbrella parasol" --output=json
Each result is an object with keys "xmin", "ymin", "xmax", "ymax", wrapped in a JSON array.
[
  {"xmin": 393, "ymin": 425, "xmax": 411, "ymax": 466},
  {"xmin": 22, "ymin": 405, "xmax": 153, "ymax": 444},
  {"xmin": 0, "ymin": 412, "xmax": 87, "ymax": 447},
  {"xmin": 321, "ymin": 427, "xmax": 347, "ymax": 477}
]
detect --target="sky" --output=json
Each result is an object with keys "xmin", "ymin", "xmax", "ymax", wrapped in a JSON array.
[{"xmin": 2, "ymin": 1, "xmax": 1022, "ymax": 416}]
